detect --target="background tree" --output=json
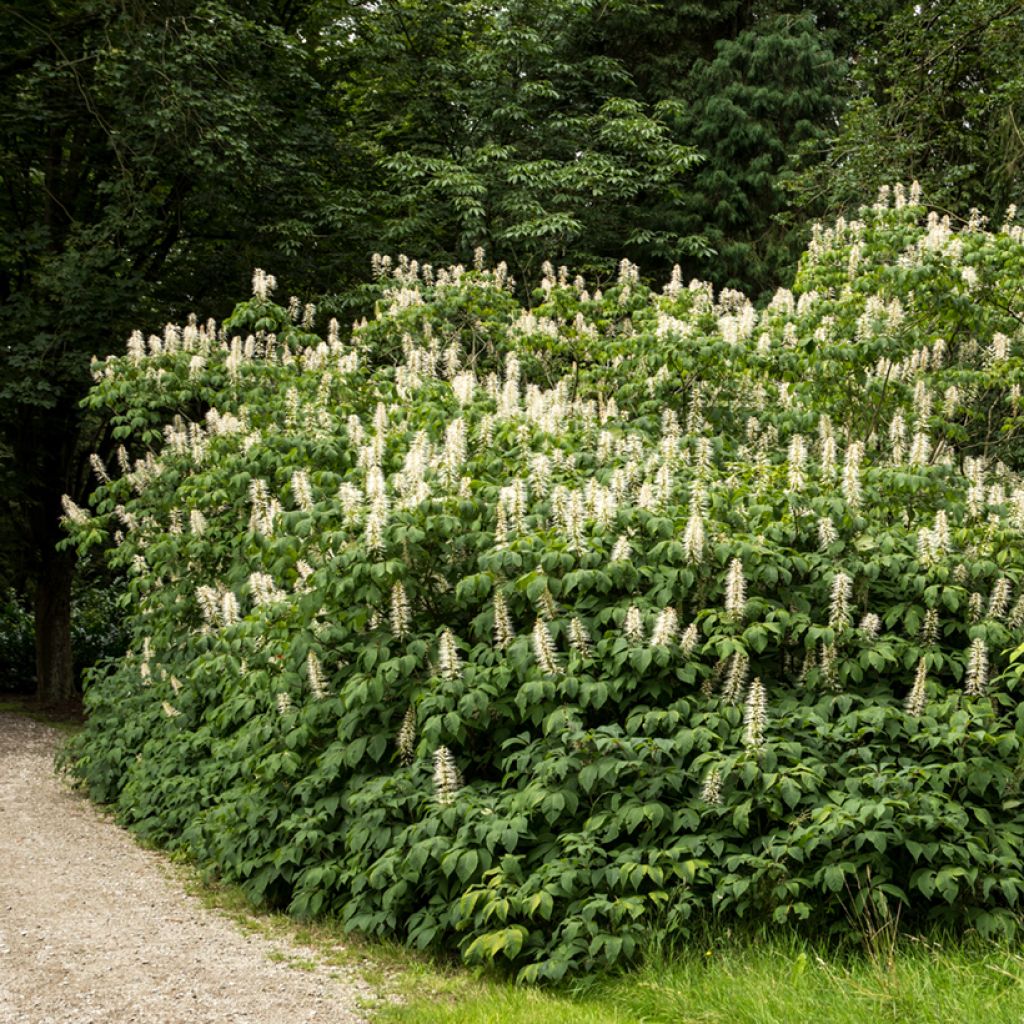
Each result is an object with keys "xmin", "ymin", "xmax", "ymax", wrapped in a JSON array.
[
  {"xmin": 793, "ymin": 0, "xmax": 1024, "ymax": 221},
  {"xmin": 667, "ymin": 12, "xmax": 845, "ymax": 296},
  {"xmin": 332, "ymin": 0, "xmax": 705, "ymax": 289},
  {"xmin": 0, "ymin": 0, "xmax": 349, "ymax": 701}
]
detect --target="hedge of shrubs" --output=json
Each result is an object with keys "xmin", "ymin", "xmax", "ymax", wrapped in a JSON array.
[{"xmin": 64, "ymin": 190, "xmax": 1024, "ymax": 979}]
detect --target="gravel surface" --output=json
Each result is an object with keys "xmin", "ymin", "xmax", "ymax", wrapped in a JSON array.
[{"xmin": 0, "ymin": 713, "xmax": 374, "ymax": 1024}]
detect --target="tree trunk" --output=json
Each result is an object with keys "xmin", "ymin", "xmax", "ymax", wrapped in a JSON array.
[{"xmin": 34, "ymin": 549, "xmax": 76, "ymax": 705}]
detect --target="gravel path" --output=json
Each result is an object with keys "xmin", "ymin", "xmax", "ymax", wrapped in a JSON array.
[{"xmin": 0, "ymin": 713, "xmax": 374, "ymax": 1024}]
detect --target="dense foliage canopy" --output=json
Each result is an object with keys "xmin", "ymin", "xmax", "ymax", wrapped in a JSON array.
[
  {"xmin": 5, "ymin": 0, "xmax": 1023, "ymax": 702},
  {"xmin": 65, "ymin": 196, "xmax": 1024, "ymax": 977}
]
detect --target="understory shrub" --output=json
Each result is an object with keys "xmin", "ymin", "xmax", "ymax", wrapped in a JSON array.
[
  {"xmin": 64, "ymin": 189, "xmax": 1024, "ymax": 980},
  {"xmin": 0, "ymin": 572, "xmax": 129, "ymax": 693},
  {"xmin": 0, "ymin": 588, "xmax": 33, "ymax": 691}
]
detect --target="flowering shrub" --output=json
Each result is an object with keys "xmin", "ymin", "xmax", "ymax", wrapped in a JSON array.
[{"xmin": 64, "ymin": 191, "xmax": 1024, "ymax": 980}]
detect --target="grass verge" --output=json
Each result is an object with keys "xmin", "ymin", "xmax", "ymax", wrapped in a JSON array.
[{"xmin": 370, "ymin": 932, "xmax": 1024, "ymax": 1024}]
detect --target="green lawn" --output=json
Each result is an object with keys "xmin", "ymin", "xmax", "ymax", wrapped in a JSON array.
[{"xmin": 379, "ymin": 934, "xmax": 1024, "ymax": 1024}]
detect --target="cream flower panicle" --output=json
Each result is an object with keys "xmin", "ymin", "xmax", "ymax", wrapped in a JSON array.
[
  {"xmin": 701, "ymin": 767, "xmax": 722, "ymax": 805},
  {"xmin": 828, "ymin": 571, "xmax": 853, "ymax": 630},
  {"xmin": 906, "ymin": 658, "xmax": 928, "ymax": 716},
  {"xmin": 493, "ymin": 592, "xmax": 515, "ymax": 650},
  {"xmin": 307, "ymin": 650, "xmax": 328, "ymax": 699},
  {"xmin": 725, "ymin": 558, "xmax": 747, "ymax": 618},
  {"xmin": 743, "ymin": 677, "xmax": 767, "ymax": 748},
  {"xmin": 532, "ymin": 617, "xmax": 561, "ymax": 675},
  {"xmin": 651, "ymin": 607, "xmax": 678, "ymax": 647},
  {"xmin": 623, "ymin": 605, "xmax": 645, "ymax": 645},
  {"xmin": 438, "ymin": 628, "xmax": 462, "ymax": 680},
  {"xmin": 432, "ymin": 746, "xmax": 462, "ymax": 805},
  {"xmin": 397, "ymin": 706, "xmax": 417, "ymax": 764},
  {"xmin": 965, "ymin": 638, "xmax": 988, "ymax": 696},
  {"xmin": 390, "ymin": 581, "xmax": 412, "ymax": 639},
  {"xmin": 568, "ymin": 617, "xmax": 592, "ymax": 658}
]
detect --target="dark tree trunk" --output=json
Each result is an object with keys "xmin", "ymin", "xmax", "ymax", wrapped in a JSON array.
[{"xmin": 34, "ymin": 548, "xmax": 76, "ymax": 705}]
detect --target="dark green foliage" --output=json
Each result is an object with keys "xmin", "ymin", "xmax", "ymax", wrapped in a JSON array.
[
  {"xmin": 336, "ymin": 0, "xmax": 704, "ymax": 287},
  {"xmin": 0, "ymin": 0, "xmax": 350, "ymax": 698},
  {"xmin": 0, "ymin": 571, "xmax": 124, "ymax": 691},
  {"xmin": 794, "ymin": 0, "xmax": 1024, "ymax": 222},
  {"xmin": 63, "ymin": 200, "xmax": 1024, "ymax": 978},
  {"xmin": 0, "ymin": 590, "xmax": 33, "ymax": 691},
  {"xmin": 670, "ymin": 13, "xmax": 845, "ymax": 297}
]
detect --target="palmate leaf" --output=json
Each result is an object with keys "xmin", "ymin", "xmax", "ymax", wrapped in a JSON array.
[{"xmin": 65, "ymin": 196, "xmax": 1024, "ymax": 978}]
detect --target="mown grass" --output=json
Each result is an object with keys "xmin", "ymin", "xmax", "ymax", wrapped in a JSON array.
[
  {"xmin": 376, "ymin": 932, "xmax": 1024, "ymax": 1024},
  {"xmin": 151, "ymin": 836, "xmax": 1024, "ymax": 1024}
]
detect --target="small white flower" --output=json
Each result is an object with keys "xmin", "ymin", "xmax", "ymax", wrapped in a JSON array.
[
  {"xmin": 221, "ymin": 591, "xmax": 240, "ymax": 626},
  {"xmin": 438, "ymin": 628, "xmax": 462, "ymax": 680},
  {"xmin": 889, "ymin": 411, "xmax": 906, "ymax": 464},
  {"xmin": 1009, "ymin": 595, "xmax": 1024, "ymax": 629},
  {"xmin": 651, "ymin": 607, "xmax": 678, "ymax": 647},
  {"xmin": 820, "ymin": 434, "xmax": 837, "ymax": 478},
  {"xmin": 493, "ymin": 592, "xmax": 515, "ymax": 650},
  {"xmin": 820, "ymin": 642, "xmax": 838, "ymax": 690},
  {"xmin": 724, "ymin": 558, "xmax": 747, "ymax": 618},
  {"xmin": 291, "ymin": 470, "xmax": 314, "ymax": 511},
  {"xmin": 196, "ymin": 585, "xmax": 220, "ymax": 625},
  {"xmin": 568, "ymin": 617, "xmax": 592, "ymax": 658},
  {"xmin": 623, "ymin": 605, "xmax": 645, "ymax": 645},
  {"xmin": 842, "ymin": 441, "xmax": 863, "ymax": 507},
  {"xmin": 89, "ymin": 453, "xmax": 111, "ymax": 484},
  {"xmin": 537, "ymin": 588, "xmax": 558, "ymax": 622},
  {"xmin": 965, "ymin": 638, "xmax": 988, "ymax": 696},
  {"xmin": 859, "ymin": 612, "xmax": 881, "ymax": 639},
  {"xmin": 920, "ymin": 609, "xmax": 940, "ymax": 645},
  {"xmin": 307, "ymin": 650, "xmax": 328, "ymax": 699},
  {"xmin": 365, "ymin": 502, "xmax": 387, "ymax": 553},
  {"xmin": 817, "ymin": 517, "xmax": 838, "ymax": 550},
  {"xmin": 432, "ymin": 746, "xmax": 462, "ymax": 805},
  {"xmin": 988, "ymin": 578, "xmax": 1012, "ymax": 621},
  {"xmin": 909, "ymin": 431, "xmax": 930, "ymax": 467},
  {"xmin": 251, "ymin": 268, "xmax": 277, "ymax": 301},
  {"xmin": 743, "ymin": 677, "xmax": 767, "ymax": 749},
  {"xmin": 390, "ymin": 581, "xmax": 412, "ymax": 639},
  {"xmin": 829, "ymin": 571, "xmax": 853, "ymax": 631},
  {"xmin": 722, "ymin": 651, "xmax": 749, "ymax": 703},
  {"xmin": 60, "ymin": 495, "xmax": 90, "ymax": 528},
  {"xmin": 906, "ymin": 658, "xmax": 928, "ymax": 717},
  {"xmin": 610, "ymin": 535, "xmax": 632, "ymax": 562},
  {"xmin": 249, "ymin": 572, "xmax": 285, "ymax": 606},
  {"xmin": 682, "ymin": 512, "xmax": 704, "ymax": 564},
  {"xmin": 701, "ymin": 767, "xmax": 722, "ymax": 805},
  {"xmin": 787, "ymin": 434, "xmax": 807, "ymax": 491},
  {"xmin": 679, "ymin": 623, "xmax": 700, "ymax": 656},
  {"xmin": 532, "ymin": 618, "xmax": 561, "ymax": 675},
  {"xmin": 397, "ymin": 707, "xmax": 416, "ymax": 764}
]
